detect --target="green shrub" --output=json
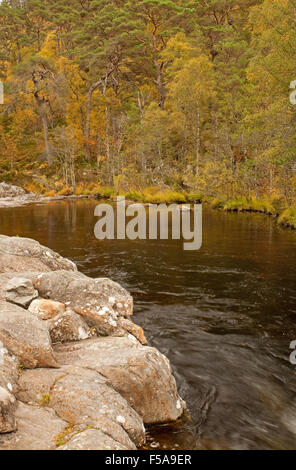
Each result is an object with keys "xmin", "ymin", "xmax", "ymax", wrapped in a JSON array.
[
  {"xmin": 278, "ymin": 208, "xmax": 296, "ymax": 229},
  {"xmin": 223, "ymin": 197, "xmax": 275, "ymax": 214},
  {"xmin": 95, "ymin": 186, "xmax": 115, "ymax": 199},
  {"xmin": 186, "ymin": 193, "xmax": 204, "ymax": 203},
  {"xmin": 249, "ymin": 198, "xmax": 275, "ymax": 215},
  {"xmin": 125, "ymin": 190, "xmax": 145, "ymax": 202},
  {"xmin": 142, "ymin": 190, "xmax": 187, "ymax": 204},
  {"xmin": 223, "ymin": 197, "xmax": 249, "ymax": 211},
  {"xmin": 210, "ymin": 198, "xmax": 224, "ymax": 209}
]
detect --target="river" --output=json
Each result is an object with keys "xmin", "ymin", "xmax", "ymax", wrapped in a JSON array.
[{"xmin": 1, "ymin": 199, "xmax": 296, "ymax": 450}]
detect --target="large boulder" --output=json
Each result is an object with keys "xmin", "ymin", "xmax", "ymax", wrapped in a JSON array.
[
  {"xmin": 28, "ymin": 298, "xmax": 66, "ymax": 320},
  {"xmin": 0, "ymin": 272, "xmax": 41, "ymax": 301},
  {"xmin": 0, "ymin": 236, "xmax": 77, "ymax": 274},
  {"xmin": 0, "ymin": 386, "xmax": 17, "ymax": 433},
  {"xmin": 0, "ymin": 401, "xmax": 131, "ymax": 450},
  {"xmin": 54, "ymin": 337, "xmax": 186, "ymax": 424},
  {"xmin": 47, "ymin": 310, "xmax": 94, "ymax": 344},
  {"xmin": 34, "ymin": 270, "xmax": 133, "ymax": 316},
  {"xmin": 0, "ymin": 341, "xmax": 19, "ymax": 395},
  {"xmin": 18, "ymin": 364, "xmax": 145, "ymax": 449},
  {"xmin": 5, "ymin": 277, "xmax": 38, "ymax": 308},
  {"xmin": 0, "ymin": 344, "xmax": 18, "ymax": 434},
  {"xmin": 0, "ymin": 301, "xmax": 57, "ymax": 368},
  {"xmin": 117, "ymin": 317, "xmax": 147, "ymax": 345},
  {"xmin": 0, "ymin": 402, "xmax": 67, "ymax": 450},
  {"xmin": 33, "ymin": 270, "xmax": 135, "ymax": 337},
  {"xmin": 0, "ymin": 182, "xmax": 28, "ymax": 198},
  {"xmin": 57, "ymin": 428, "xmax": 130, "ymax": 450},
  {"xmin": 0, "ymin": 270, "xmax": 147, "ymax": 344}
]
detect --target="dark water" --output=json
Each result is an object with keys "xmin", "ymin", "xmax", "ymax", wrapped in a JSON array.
[{"xmin": 1, "ymin": 199, "xmax": 296, "ymax": 450}]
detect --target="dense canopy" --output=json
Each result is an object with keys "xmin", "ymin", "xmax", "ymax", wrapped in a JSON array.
[{"xmin": 0, "ymin": 0, "xmax": 295, "ymax": 207}]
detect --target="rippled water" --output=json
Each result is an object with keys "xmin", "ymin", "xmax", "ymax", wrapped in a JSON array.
[{"xmin": 1, "ymin": 199, "xmax": 296, "ymax": 450}]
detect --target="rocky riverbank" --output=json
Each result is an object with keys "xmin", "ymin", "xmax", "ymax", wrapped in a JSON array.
[
  {"xmin": 0, "ymin": 182, "xmax": 93, "ymax": 209},
  {"xmin": 0, "ymin": 235, "xmax": 185, "ymax": 450}
]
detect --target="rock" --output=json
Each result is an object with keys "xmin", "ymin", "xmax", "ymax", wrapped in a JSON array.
[
  {"xmin": 0, "ymin": 300, "xmax": 58, "ymax": 368},
  {"xmin": 58, "ymin": 428, "xmax": 130, "ymax": 450},
  {"xmin": 118, "ymin": 317, "xmax": 148, "ymax": 345},
  {"xmin": 0, "ymin": 345, "xmax": 18, "ymax": 437},
  {"xmin": 0, "ymin": 184, "xmax": 93, "ymax": 209},
  {"xmin": 0, "ymin": 272, "xmax": 41, "ymax": 301},
  {"xmin": 34, "ymin": 270, "xmax": 133, "ymax": 316},
  {"xmin": 29, "ymin": 298, "xmax": 66, "ymax": 320},
  {"xmin": 0, "ymin": 402, "xmax": 67, "ymax": 450},
  {"xmin": 0, "ymin": 341, "xmax": 19, "ymax": 395},
  {"xmin": 18, "ymin": 364, "xmax": 145, "ymax": 449},
  {"xmin": 0, "ymin": 236, "xmax": 186, "ymax": 449},
  {"xmin": 0, "ymin": 386, "xmax": 17, "ymax": 433},
  {"xmin": 54, "ymin": 337, "xmax": 186, "ymax": 424},
  {"xmin": 47, "ymin": 310, "xmax": 94, "ymax": 344},
  {"xmin": 17, "ymin": 367, "xmax": 64, "ymax": 405},
  {"xmin": 0, "ymin": 182, "xmax": 29, "ymax": 198},
  {"xmin": 34, "ymin": 270, "xmax": 134, "ymax": 336},
  {"xmin": 0, "ymin": 235, "xmax": 77, "ymax": 274},
  {"xmin": 5, "ymin": 277, "xmax": 38, "ymax": 308}
]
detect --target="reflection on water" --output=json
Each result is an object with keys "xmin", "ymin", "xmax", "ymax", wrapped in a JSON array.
[{"xmin": 1, "ymin": 200, "xmax": 296, "ymax": 449}]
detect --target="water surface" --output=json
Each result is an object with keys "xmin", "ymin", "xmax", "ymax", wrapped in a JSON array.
[{"xmin": 1, "ymin": 200, "xmax": 296, "ymax": 450}]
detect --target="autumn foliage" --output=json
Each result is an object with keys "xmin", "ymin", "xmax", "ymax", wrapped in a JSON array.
[{"xmin": 0, "ymin": 0, "xmax": 295, "ymax": 206}]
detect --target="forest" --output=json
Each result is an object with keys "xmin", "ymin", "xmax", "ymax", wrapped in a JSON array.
[{"xmin": 0, "ymin": 0, "xmax": 296, "ymax": 226}]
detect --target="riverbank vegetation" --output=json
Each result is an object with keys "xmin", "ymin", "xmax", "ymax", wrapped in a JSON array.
[
  {"xmin": 64, "ymin": 184, "xmax": 296, "ymax": 229},
  {"xmin": 0, "ymin": 0, "xmax": 296, "ymax": 228},
  {"xmin": 278, "ymin": 208, "xmax": 296, "ymax": 229}
]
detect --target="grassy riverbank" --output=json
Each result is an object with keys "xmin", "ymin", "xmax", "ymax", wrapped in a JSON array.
[
  {"xmin": 35, "ymin": 183, "xmax": 203, "ymax": 205},
  {"xmin": 277, "ymin": 208, "xmax": 296, "ymax": 230},
  {"xmin": 71, "ymin": 185, "xmax": 296, "ymax": 231},
  {"xmin": 17, "ymin": 181, "xmax": 296, "ymax": 231},
  {"xmin": 209, "ymin": 197, "xmax": 296, "ymax": 230}
]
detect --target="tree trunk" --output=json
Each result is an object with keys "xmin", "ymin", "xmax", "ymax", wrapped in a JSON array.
[
  {"xmin": 154, "ymin": 59, "xmax": 166, "ymax": 110},
  {"xmin": 40, "ymin": 105, "xmax": 53, "ymax": 166},
  {"xmin": 85, "ymin": 68, "xmax": 114, "ymax": 160},
  {"xmin": 137, "ymin": 90, "xmax": 146, "ymax": 178},
  {"xmin": 34, "ymin": 93, "xmax": 53, "ymax": 166},
  {"xmin": 85, "ymin": 80, "xmax": 102, "ymax": 160},
  {"xmin": 269, "ymin": 167, "xmax": 274, "ymax": 195},
  {"xmin": 70, "ymin": 157, "xmax": 76, "ymax": 194},
  {"xmin": 195, "ymin": 104, "xmax": 200, "ymax": 177},
  {"xmin": 32, "ymin": 68, "xmax": 53, "ymax": 166},
  {"xmin": 105, "ymin": 105, "xmax": 111, "ymax": 181}
]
